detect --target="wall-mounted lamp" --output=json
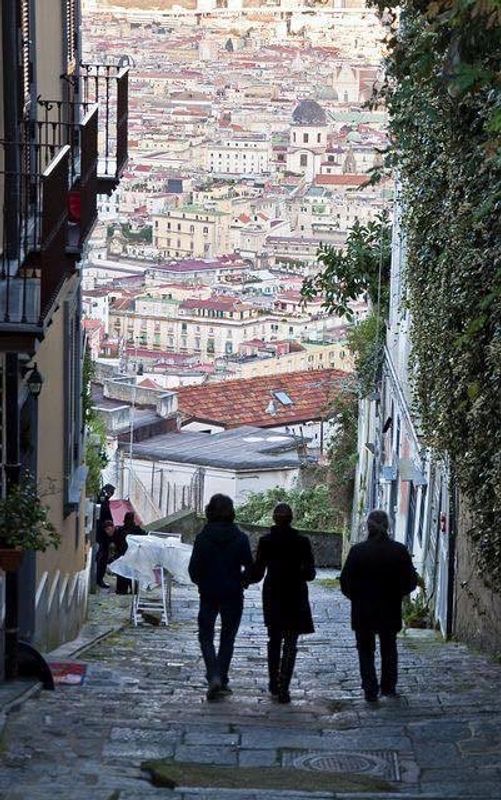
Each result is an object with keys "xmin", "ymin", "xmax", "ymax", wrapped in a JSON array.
[{"xmin": 22, "ymin": 363, "xmax": 44, "ymax": 398}]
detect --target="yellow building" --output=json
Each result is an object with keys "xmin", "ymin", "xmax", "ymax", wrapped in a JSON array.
[
  {"xmin": 152, "ymin": 205, "xmax": 231, "ymax": 259},
  {"xmin": 227, "ymin": 341, "xmax": 353, "ymax": 380},
  {"xmin": 0, "ymin": 0, "xmax": 128, "ymax": 669}
]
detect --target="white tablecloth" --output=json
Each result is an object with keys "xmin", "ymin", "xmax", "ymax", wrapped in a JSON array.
[{"xmin": 109, "ymin": 534, "xmax": 192, "ymax": 588}]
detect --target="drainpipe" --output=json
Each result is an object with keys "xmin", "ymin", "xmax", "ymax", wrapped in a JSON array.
[{"xmin": 446, "ymin": 466, "xmax": 458, "ymax": 639}]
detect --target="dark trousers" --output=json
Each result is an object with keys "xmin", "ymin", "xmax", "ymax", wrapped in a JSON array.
[
  {"xmin": 267, "ymin": 627, "xmax": 298, "ymax": 692},
  {"xmin": 198, "ymin": 594, "xmax": 243, "ymax": 686},
  {"xmin": 96, "ymin": 544, "xmax": 109, "ymax": 585},
  {"xmin": 116, "ymin": 575, "xmax": 132, "ymax": 594},
  {"xmin": 355, "ymin": 628, "xmax": 398, "ymax": 696}
]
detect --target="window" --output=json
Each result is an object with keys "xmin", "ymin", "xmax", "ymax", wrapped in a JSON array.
[
  {"xmin": 177, "ymin": 223, "xmax": 181, "ymax": 231},
  {"xmin": 300, "ymin": 154, "xmax": 308, "ymax": 167},
  {"xmin": 207, "ymin": 338, "xmax": 215, "ymax": 354},
  {"xmin": 181, "ymin": 322, "xmax": 187, "ymax": 332},
  {"xmin": 317, "ymin": 133, "xmax": 321, "ymax": 143},
  {"xmin": 303, "ymin": 133, "xmax": 309, "ymax": 144},
  {"xmin": 273, "ymin": 390, "xmax": 293, "ymax": 406}
]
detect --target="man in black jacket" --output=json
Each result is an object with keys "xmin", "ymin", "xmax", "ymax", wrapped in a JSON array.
[
  {"xmin": 188, "ymin": 494, "xmax": 253, "ymax": 701},
  {"xmin": 340, "ymin": 509, "xmax": 418, "ymax": 701}
]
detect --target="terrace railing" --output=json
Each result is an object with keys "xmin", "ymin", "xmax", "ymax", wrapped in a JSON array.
[{"xmin": 0, "ymin": 140, "xmax": 72, "ymax": 326}]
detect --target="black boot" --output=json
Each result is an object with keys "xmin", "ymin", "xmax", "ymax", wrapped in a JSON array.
[
  {"xmin": 267, "ymin": 636, "xmax": 281, "ymax": 695},
  {"xmin": 278, "ymin": 634, "xmax": 297, "ymax": 704}
]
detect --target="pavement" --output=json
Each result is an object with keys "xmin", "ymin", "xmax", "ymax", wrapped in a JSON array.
[{"xmin": 0, "ymin": 572, "xmax": 500, "ymax": 799}]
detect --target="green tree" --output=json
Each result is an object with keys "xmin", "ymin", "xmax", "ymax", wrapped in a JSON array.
[
  {"xmin": 301, "ymin": 212, "xmax": 391, "ymax": 320},
  {"xmin": 236, "ymin": 486, "xmax": 344, "ymax": 532}
]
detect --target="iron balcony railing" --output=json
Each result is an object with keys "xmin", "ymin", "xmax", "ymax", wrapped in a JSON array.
[
  {"xmin": 34, "ymin": 100, "xmax": 99, "ymax": 250},
  {"xmin": 0, "ymin": 140, "xmax": 72, "ymax": 326},
  {"xmin": 79, "ymin": 63, "xmax": 129, "ymax": 192},
  {"xmin": 0, "ymin": 62, "xmax": 129, "ymax": 328}
]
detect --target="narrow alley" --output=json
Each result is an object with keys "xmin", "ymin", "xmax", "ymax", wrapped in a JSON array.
[{"xmin": 0, "ymin": 576, "xmax": 500, "ymax": 800}]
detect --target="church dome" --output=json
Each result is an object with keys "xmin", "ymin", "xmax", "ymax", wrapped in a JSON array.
[{"xmin": 292, "ymin": 99, "xmax": 327, "ymax": 126}]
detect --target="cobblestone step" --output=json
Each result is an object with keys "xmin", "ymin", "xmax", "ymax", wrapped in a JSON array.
[{"xmin": 0, "ymin": 577, "xmax": 500, "ymax": 798}]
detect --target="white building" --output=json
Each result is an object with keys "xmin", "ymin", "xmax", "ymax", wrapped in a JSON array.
[
  {"xmin": 286, "ymin": 99, "xmax": 328, "ymax": 181},
  {"xmin": 351, "ymin": 198, "xmax": 452, "ymax": 636},
  {"xmin": 119, "ymin": 426, "xmax": 300, "ymax": 522},
  {"xmin": 207, "ymin": 135, "xmax": 272, "ymax": 176}
]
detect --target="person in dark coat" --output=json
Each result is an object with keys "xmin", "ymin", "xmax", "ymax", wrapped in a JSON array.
[
  {"xmin": 96, "ymin": 519, "xmax": 115, "ymax": 589},
  {"xmin": 113, "ymin": 511, "xmax": 146, "ymax": 595},
  {"xmin": 95, "ymin": 484, "xmax": 116, "ymax": 589},
  {"xmin": 188, "ymin": 494, "xmax": 254, "ymax": 701},
  {"xmin": 251, "ymin": 503, "xmax": 316, "ymax": 704},
  {"xmin": 340, "ymin": 509, "xmax": 418, "ymax": 701}
]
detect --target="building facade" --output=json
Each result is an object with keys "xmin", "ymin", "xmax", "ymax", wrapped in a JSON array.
[
  {"xmin": 0, "ymin": 0, "xmax": 128, "ymax": 670},
  {"xmin": 152, "ymin": 205, "xmax": 231, "ymax": 259},
  {"xmin": 350, "ymin": 200, "xmax": 451, "ymax": 636}
]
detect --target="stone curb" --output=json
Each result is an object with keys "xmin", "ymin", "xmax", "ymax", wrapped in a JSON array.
[{"xmin": 46, "ymin": 622, "xmax": 125, "ymax": 660}]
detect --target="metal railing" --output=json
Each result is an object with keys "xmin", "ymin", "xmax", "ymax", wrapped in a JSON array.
[
  {"xmin": 79, "ymin": 63, "xmax": 129, "ymax": 185},
  {"xmin": 34, "ymin": 100, "xmax": 99, "ymax": 249},
  {"xmin": 0, "ymin": 140, "xmax": 71, "ymax": 325}
]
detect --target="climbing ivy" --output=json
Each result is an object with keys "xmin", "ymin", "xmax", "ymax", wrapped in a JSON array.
[
  {"xmin": 82, "ymin": 347, "xmax": 109, "ymax": 498},
  {"xmin": 369, "ymin": 1, "xmax": 501, "ymax": 584}
]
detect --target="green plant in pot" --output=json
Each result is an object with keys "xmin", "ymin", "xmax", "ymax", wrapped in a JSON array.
[{"xmin": 0, "ymin": 474, "xmax": 61, "ymax": 571}]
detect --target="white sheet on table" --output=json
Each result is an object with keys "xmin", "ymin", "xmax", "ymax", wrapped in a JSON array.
[{"xmin": 109, "ymin": 534, "xmax": 192, "ymax": 588}]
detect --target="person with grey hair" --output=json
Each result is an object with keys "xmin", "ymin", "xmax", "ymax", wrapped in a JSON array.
[
  {"xmin": 340, "ymin": 509, "xmax": 418, "ymax": 701},
  {"xmin": 250, "ymin": 502, "xmax": 316, "ymax": 704}
]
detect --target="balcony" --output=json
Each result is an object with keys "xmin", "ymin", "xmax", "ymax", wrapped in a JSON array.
[
  {"xmin": 79, "ymin": 63, "xmax": 129, "ymax": 195},
  {"xmin": 0, "ymin": 141, "xmax": 73, "ymax": 339},
  {"xmin": 0, "ymin": 63, "xmax": 129, "ymax": 343}
]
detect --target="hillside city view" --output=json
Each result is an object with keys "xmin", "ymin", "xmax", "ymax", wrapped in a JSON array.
[
  {"xmin": 0, "ymin": 1, "xmax": 499, "ymax": 798},
  {"xmin": 81, "ymin": 0, "xmax": 389, "ymax": 523}
]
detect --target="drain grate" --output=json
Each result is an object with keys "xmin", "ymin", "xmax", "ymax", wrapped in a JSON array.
[{"xmin": 293, "ymin": 750, "xmax": 400, "ymax": 781}]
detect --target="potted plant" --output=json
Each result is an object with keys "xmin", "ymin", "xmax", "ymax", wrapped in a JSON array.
[{"xmin": 0, "ymin": 474, "xmax": 61, "ymax": 571}]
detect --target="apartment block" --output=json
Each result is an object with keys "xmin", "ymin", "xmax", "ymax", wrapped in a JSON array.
[{"xmin": 152, "ymin": 205, "xmax": 231, "ymax": 259}]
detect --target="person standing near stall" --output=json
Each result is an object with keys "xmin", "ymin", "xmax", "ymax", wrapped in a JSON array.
[{"xmin": 113, "ymin": 511, "xmax": 146, "ymax": 595}]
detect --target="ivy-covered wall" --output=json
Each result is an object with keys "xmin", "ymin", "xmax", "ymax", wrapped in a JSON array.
[{"xmin": 371, "ymin": 2, "xmax": 500, "ymax": 606}]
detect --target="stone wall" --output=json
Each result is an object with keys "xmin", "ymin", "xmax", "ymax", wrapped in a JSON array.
[
  {"xmin": 454, "ymin": 500, "xmax": 501, "ymax": 656},
  {"xmin": 150, "ymin": 510, "xmax": 343, "ymax": 568}
]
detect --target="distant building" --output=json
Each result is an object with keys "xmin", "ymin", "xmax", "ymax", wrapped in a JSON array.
[
  {"xmin": 152, "ymin": 205, "xmax": 231, "ymax": 259},
  {"xmin": 207, "ymin": 134, "xmax": 272, "ymax": 176},
  {"xmin": 286, "ymin": 99, "xmax": 328, "ymax": 181}
]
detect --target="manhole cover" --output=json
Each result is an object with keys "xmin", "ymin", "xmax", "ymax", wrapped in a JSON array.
[{"xmin": 294, "ymin": 750, "xmax": 400, "ymax": 781}]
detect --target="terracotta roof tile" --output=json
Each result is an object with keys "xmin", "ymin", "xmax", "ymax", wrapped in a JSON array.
[{"xmin": 177, "ymin": 368, "xmax": 351, "ymax": 429}]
